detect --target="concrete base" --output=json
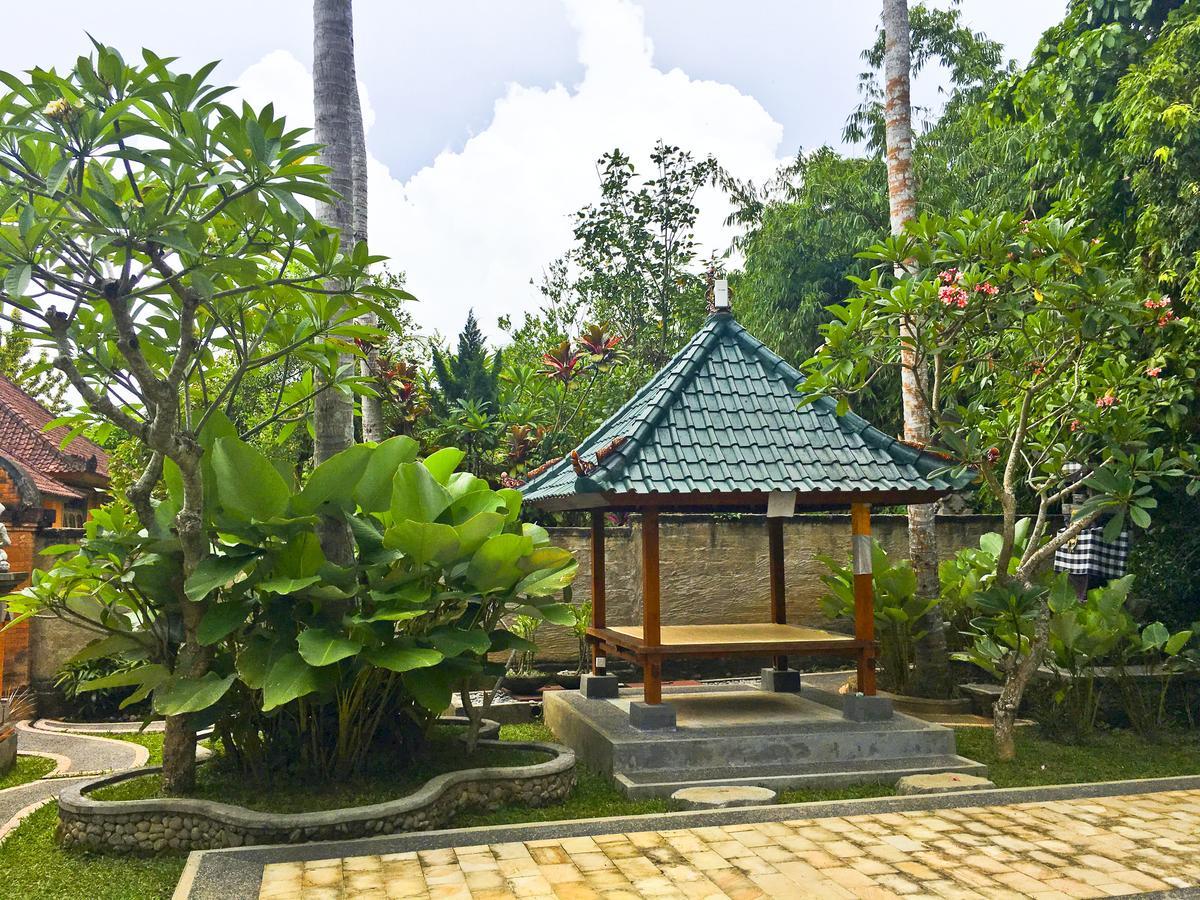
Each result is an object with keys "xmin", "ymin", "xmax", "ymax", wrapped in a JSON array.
[
  {"xmin": 671, "ymin": 785, "xmax": 777, "ymax": 810},
  {"xmin": 628, "ymin": 701, "xmax": 677, "ymax": 731},
  {"xmin": 843, "ymin": 692, "xmax": 894, "ymax": 722},
  {"xmin": 896, "ymin": 772, "xmax": 997, "ymax": 795},
  {"xmin": 759, "ymin": 668, "xmax": 801, "ymax": 693},
  {"xmin": 544, "ymin": 683, "xmax": 985, "ymax": 799},
  {"xmin": 580, "ymin": 674, "xmax": 620, "ymax": 699}
]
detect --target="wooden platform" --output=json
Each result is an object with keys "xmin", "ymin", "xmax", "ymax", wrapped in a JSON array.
[{"xmin": 590, "ymin": 622, "xmax": 867, "ymax": 661}]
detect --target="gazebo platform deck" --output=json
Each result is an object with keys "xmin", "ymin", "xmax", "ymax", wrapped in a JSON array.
[
  {"xmin": 592, "ymin": 623, "xmax": 865, "ymax": 660},
  {"xmin": 544, "ymin": 682, "xmax": 986, "ymax": 799}
]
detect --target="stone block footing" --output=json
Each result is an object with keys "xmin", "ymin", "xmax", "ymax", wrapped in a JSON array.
[
  {"xmin": 628, "ymin": 701, "xmax": 677, "ymax": 730},
  {"xmin": 896, "ymin": 772, "xmax": 997, "ymax": 795},
  {"xmin": 671, "ymin": 785, "xmax": 778, "ymax": 810},
  {"xmin": 843, "ymin": 692, "xmax": 894, "ymax": 722},
  {"xmin": 759, "ymin": 667, "xmax": 801, "ymax": 693},
  {"xmin": 579, "ymin": 674, "xmax": 620, "ymax": 699}
]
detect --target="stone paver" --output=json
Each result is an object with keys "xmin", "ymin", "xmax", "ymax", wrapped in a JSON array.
[{"xmin": 258, "ymin": 788, "xmax": 1200, "ymax": 899}]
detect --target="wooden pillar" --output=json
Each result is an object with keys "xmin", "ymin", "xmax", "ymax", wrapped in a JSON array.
[
  {"xmin": 641, "ymin": 507, "xmax": 662, "ymax": 705},
  {"xmin": 851, "ymin": 502, "xmax": 877, "ymax": 695},
  {"xmin": 768, "ymin": 517, "xmax": 787, "ymax": 670},
  {"xmin": 590, "ymin": 510, "xmax": 606, "ymax": 675}
]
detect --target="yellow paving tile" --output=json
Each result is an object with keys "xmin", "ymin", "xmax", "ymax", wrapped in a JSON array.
[{"xmin": 258, "ymin": 788, "xmax": 1200, "ymax": 899}]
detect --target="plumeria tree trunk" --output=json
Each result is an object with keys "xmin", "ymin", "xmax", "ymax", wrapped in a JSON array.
[
  {"xmin": 313, "ymin": 0, "xmax": 366, "ymax": 558},
  {"xmin": 882, "ymin": 0, "xmax": 951, "ymax": 698}
]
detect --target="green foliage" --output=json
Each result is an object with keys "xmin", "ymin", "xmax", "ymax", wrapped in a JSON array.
[
  {"xmin": 944, "ymin": 523, "xmax": 1196, "ymax": 738},
  {"xmin": 6, "ymin": 436, "xmax": 577, "ymax": 783},
  {"xmin": 54, "ymin": 655, "xmax": 150, "ymax": 722},
  {"xmin": 804, "ymin": 212, "xmax": 1199, "ymax": 580},
  {"xmin": 0, "ymin": 310, "xmax": 67, "ymax": 412},
  {"xmin": 818, "ymin": 540, "xmax": 934, "ymax": 694}
]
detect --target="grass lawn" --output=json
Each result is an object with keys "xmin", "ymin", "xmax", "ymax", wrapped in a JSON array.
[
  {"xmin": 0, "ymin": 802, "xmax": 184, "ymax": 900},
  {"xmin": 0, "ymin": 754, "xmax": 56, "ymax": 790},
  {"xmin": 0, "ymin": 721, "xmax": 1196, "ymax": 900},
  {"xmin": 70, "ymin": 730, "xmax": 166, "ymax": 767},
  {"xmin": 954, "ymin": 726, "xmax": 1200, "ymax": 787}
]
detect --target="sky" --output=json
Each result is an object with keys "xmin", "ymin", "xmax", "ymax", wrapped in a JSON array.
[{"xmin": 5, "ymin": 1, "xmax": 1065, "ymax": 342}]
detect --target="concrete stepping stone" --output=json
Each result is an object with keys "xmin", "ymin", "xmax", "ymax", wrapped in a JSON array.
[
  {"xmin": 896, "ymin": 772, "xmax": 996, "ymax": 795},
  {"xmin": 670, "ymin": 785, "xmax": 778, "ymax": 809}
]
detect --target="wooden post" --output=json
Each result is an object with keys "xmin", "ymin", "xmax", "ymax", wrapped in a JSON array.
[
  {"xmin": 641, "ymin": 507, "xmax": 662, "ymax": 705},
  {"xmin": 590, "ymin": 510, "xmax": 606, "ymax": 675},
  {"xmin": 851, "ymin": 502, "xmax": 877, "ymax": 695},
  {"xmin": 768, "ymin": 517, "xmax": 787, "ymax": 671}
]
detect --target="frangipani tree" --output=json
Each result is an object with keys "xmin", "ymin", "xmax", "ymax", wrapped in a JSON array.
[
  {"xmin": 0, "ymin": 44, "xmax": 405, "ymax": 790},
  {"xmin": 802, "ymin": 211, "xmax": 1198, "ymax": 758}
]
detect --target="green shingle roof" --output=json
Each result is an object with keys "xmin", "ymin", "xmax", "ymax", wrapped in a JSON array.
[{"xmin": 521, "ymin": 313, "xmax": 959, "ymax": 508}]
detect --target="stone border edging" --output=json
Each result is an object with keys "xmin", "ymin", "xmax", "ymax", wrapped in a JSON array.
[
  {"xmin": 59, "ymin": 739, "xmax": 575, "ymax": 854},
  {"xmin": 32, "ymin": 718, "xmax": 166, "ymax": 734},
  {"xmin": 175, "ymin": 773, "xmax": 1200, "ymax": 900}
]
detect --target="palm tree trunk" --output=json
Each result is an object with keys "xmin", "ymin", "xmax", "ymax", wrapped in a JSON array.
[
  {"xmin": 349, "ymin": 82, "xmax": 385, "ymax": 442},
  {"xmin": 882, "ymin": 0, "xmax": 951, "ymax": 698},
  {"xmin": 313, "ymin": 0, "xmax": 361, "ymax": 561}
]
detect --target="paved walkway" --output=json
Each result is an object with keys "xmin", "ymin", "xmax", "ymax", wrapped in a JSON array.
[{"xmin": 257, "ymin": 788, "xmax": 1200, "ymax": 899}]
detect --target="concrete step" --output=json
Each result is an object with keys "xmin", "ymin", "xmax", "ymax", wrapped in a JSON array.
[
  {"xmin": 613, "ymin": 722, "xmax": 958, "ymax": 773},
  {"xmin": 614, "ymin": 753, "xmax": 989, "ymax": 799}
]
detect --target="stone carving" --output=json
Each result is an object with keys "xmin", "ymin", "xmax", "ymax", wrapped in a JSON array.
[{"xmin": 0, "ymin": 503, "xmax": 11, "ymax": 573}]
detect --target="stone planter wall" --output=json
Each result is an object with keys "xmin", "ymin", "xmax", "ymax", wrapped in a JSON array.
[{"xmin": 57, "ymin": 739, "xmax": 575, "ymax": 855}]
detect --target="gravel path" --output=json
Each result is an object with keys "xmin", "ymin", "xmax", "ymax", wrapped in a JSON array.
[
  {"xmin": 16, "ymin": 721, "xmax": 147, "ymax": 773},
  {"xmin": 0, "ymin": 723, "xmax": 150, "ymax": 843}
]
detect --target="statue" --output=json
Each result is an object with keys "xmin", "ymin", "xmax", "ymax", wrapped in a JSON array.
[{"xmin": 0, "ymin": 503, "xmax": 10, "ymax": 573}]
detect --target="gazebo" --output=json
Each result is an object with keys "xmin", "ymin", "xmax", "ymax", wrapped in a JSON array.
[{"xmin": 522, "ymin": 304, "xmax": 957, "ymax": 729}]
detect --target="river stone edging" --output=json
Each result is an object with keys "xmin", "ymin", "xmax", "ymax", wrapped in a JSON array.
[{"xmin": 56, "ymin": 739, "xmax": 575, "ymax": 855}]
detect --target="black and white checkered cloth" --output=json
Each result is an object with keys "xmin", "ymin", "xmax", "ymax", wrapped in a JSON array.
[{"xmin": 1054, "ymin": 526, "xmax": 1130, "ymax": 579}]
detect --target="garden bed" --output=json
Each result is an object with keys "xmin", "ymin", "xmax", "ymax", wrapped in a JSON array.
[{"xmin": 58, "ymin": 737, "xmax": 576, "ymax": 854}]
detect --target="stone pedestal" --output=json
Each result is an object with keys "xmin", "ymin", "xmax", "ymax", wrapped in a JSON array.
[
  {"xmin": 760, "ymin": 667, "xmax": 801, "ymax": 693},
  {"xmin": 628, "ymin": 701, "xmax": 676, "ymax": 731},
  {"xmin": 579, "ymin": 674, "xmax": 620, "ymax": 699},
  {"xmin": 842, "ymin": 692, "xmax": 894, "ymax": 722}
]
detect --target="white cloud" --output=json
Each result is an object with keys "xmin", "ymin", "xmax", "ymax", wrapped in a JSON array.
[{"xmin": 236, "ymin": 0, "xmax": 785, "ymax": 341}]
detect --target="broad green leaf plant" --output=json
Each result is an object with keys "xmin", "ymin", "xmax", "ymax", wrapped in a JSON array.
[
  {"xmin": 802, "ymin": 211, "xmax": 1199, "ymax": 759},
  {"xmin": 818, "ymin": 540, "xmax": 934, "ymax": 695},
  {"xmin": 7, "ymin": 433, "xmax": 576, "ymax": 783}
]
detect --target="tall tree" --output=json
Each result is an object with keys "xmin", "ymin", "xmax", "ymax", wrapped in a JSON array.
[
  {"xmin": 312, "ymin": 0, "xmax": 368, "ymax": 560},
  {"xmin": 882, "ymin": 0, "xmax": 952, "ymax": 697}
]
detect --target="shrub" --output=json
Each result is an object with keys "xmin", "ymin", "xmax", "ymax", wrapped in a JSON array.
[
  {"xmin": 54, "ymin": 656, "xmax": 150, "ymax": 722},
  {"xmin": 819, "ymin": 540, "xmax": 934, "ymax": 694},
  {"xmin": 9, "ymin": 432, "xmax": 577, "ymax": 783}
]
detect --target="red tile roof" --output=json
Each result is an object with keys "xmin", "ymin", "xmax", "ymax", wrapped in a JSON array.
[
  {"xmin": 0, "ymin": 448, "xmax": 84, "ymax": 499},
  {"xmin": 0, "ymin": 374, "xmax": 110, "ymax": 497}
]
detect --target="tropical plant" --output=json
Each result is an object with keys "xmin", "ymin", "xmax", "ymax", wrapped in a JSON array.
[
  {"xmin": 7, "ymin": 433, "xmax": 576, "ymax": 783},
  {"xmin": 803, "ymin": 210, "xmax": 1200, "ymax": 758},
  {"xmin": 506, "ymin": 615, "xmax": 544, "ymax": 679},
  {"xmin": 1114, "ymin": 619, "xmax": 1196, "ymax": 736},
  {"xmin": 568, "ymin": 596, "xmax": 592, "ymax": 675},
  {"xmin": 55, "ymin": 654, "xmax": 150, "ymax": 722},
  {"xmin": 0, "ymin": 44, "xmax": 404, "ymax": 791},
  {"xmin": 818, "ymin": 540, "xmax": 934, "ymax": 695},
  {"xmin": 0, "ymin": 686, "xmax": 33, "ymax": 731}
]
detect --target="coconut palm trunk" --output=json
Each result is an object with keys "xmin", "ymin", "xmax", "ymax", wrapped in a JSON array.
[
  {"xmin": 313, "ymin": 0, "xmax": 366, "ymax": 559},
  {"xmin": 882, "ymin": 0, "xmax": 952, "ymax": 698}
]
